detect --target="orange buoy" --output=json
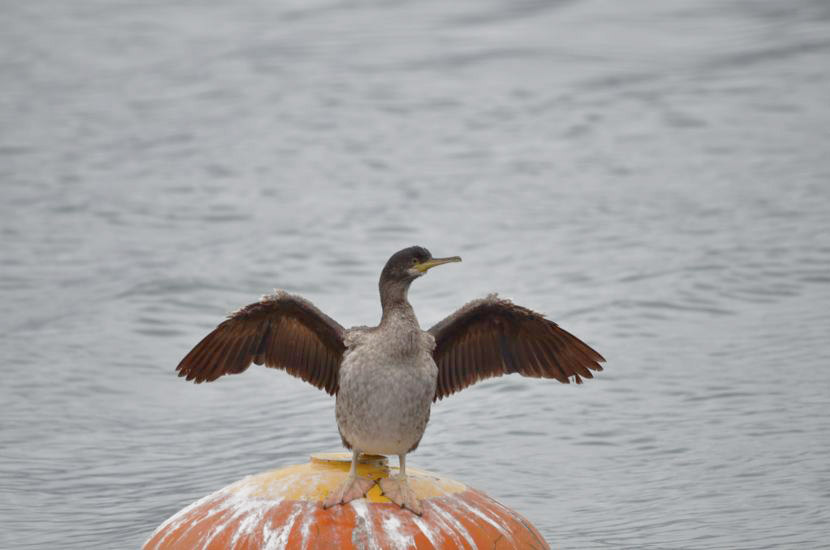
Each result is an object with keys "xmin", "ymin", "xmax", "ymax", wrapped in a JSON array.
[{"xmin": 144, "ymin": 453, "xmax": 549, "ymax": 549}]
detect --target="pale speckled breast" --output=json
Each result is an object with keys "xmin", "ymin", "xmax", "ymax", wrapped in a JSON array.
[{"xmin": 336, "ymin": 325, "xmax": 437, "ymax": 456}]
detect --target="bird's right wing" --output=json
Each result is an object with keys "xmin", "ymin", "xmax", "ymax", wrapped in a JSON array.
[
  {"xmin": 176, "ymin": 290, "xmax": 346, "ymax": 394},
  {"xmin": 428, "ymin": 295, "xmax": 605, "ymax": 400}
]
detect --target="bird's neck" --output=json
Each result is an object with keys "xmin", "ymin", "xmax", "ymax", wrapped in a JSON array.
[
  {"xmin": 378, "ymin": 280, "xmax": 422, "ymax": 357},
  {"xmin": 379, "ymin": 279, "xmax": 417, "ymax": 327}
]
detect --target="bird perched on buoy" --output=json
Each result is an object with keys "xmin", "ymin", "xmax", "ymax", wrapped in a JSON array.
[{"xmin": 176, "ymin": 246, "xmax": 604, "ymax": 515}]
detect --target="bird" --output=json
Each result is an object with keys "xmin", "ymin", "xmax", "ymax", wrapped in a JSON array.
[{"xmin": 175, "ymin": 246, "xmax": 605, "ymax": 514}]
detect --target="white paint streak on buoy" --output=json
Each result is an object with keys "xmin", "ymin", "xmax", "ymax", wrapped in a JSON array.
[
  {"xmin": 165, "ymin": 494, "xmax": 231, "ymax": 548},
  {"xmin": 262, "ymin": 502, "xmax": 304, "ymax": 550},
  {"xmin": 205, "ymin": 497, "xmax": 261, "ymax": 547},
  {"xmin": 261, "ymin": 523, "xmax": 277, "ymax": 550},
  {"xmin": 381, "ymin": 513, "xmax": 415, "ymax": 550},
  {"xmin": 429, "ymin": 500, "xmax": 477, "ymax": 549},
  {"xmin": 411, "ymin": 513, "xmax": 443, "ymax": 548},
  {"xmin": 350, "ymin": 499, "xmax": 381, "ymax": 550},
  {"xmin": 231, "ymin": 504, "xmax": 266, "ymax": 547},
  {"xmin": 420, "ymin": 501, "xmax": 468, "ymax": 549},
  {"xmin": 200, "ymin": 515, "xmax": 233, "ymax": 547},
  {"xmin": 147, "ymin": 489, "xmax": 229, "ymax": 549},
  {"xmin": 475, "ymin": 494, "xmax": 512, "ymax": 517},
  {"xmin": 295, "ymin": 472, "xmax": 326, "ymax": 499},
  {"xmin": 298, "ymin": 502, "xmax": 315, "ymax": 550},
  {"xmin": 451, "ymin": 497, "xmax": 511, "ymax": 539}
]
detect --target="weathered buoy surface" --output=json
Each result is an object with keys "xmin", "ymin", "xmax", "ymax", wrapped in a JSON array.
[{"xmin": 144, "ymin": 452, "xmax": 549, "ymax": 549}]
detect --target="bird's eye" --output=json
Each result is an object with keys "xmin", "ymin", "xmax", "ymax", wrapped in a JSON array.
[{"xmin": 411, "ymin": 258, "xmax": 419, "ymax": 265}]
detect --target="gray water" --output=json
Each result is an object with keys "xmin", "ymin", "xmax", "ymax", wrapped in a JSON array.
[{"xmin": 2, "ymin": 0, "xmax": 830, "ymax": 548}]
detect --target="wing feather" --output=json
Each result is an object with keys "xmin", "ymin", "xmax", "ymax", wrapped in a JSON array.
[
  {"xmin": 175, "ymin": 290, "xmax": 346, "ymax": 394},
  {"xmin": 429, "ymin": 294, "xmax": 605, "ymax": 400}
]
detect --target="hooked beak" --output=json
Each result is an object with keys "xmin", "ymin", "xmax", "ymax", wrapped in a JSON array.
[{"xmin": 414, "ymin": 256, "xmax": 462, "ymax": 273}]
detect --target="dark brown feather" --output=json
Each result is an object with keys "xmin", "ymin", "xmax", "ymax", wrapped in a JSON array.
[
  {"xmin": 175, "ymin": 291, "xmax": 346, "ymax": 394},
  {"xmin": 429, "ymin": 295, "xmax": 605, "ymax": 400}
]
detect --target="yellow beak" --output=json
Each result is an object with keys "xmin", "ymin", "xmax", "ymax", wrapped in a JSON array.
[{"xmin": 415, "ymin": 256, "xmax": 462, "ymax": 273}]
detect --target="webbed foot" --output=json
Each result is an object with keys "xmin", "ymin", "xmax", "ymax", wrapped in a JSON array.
[
  {"xmin": 379, "ymin": 474, "xmax": 422, "ymax": 515},
  {"xmin": 322, "ymin": 474, "xmax": 376, "ymax": 508}
]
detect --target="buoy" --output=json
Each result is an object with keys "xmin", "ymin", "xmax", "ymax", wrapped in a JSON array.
[{"xmin": 144, "ymin": 452, "xmax": 549, "ymax": 549}]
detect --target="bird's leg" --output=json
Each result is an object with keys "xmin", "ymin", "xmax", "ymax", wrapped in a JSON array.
[
  {"xmin": 379, "ymin": 453, "xmax": 422, "ymax": 515},
  {"xmin": 322, "ymin": 450, "xmax": 376, "ymax": 509}
]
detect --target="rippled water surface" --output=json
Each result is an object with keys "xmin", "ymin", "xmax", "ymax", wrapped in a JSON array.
[{"xmin": 2, "ymin": 1, "xmax": 830, "ymax": 548}]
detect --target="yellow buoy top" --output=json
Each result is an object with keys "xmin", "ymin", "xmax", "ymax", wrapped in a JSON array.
[{"xmin": 246, "ymin": 452, "xmax": 466, "ymax": 503}]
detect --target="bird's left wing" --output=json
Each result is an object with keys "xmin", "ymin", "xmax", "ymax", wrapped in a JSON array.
[
  {"xmin": 176, "ymin": 290, "xmax": 346, "ymax": 394},
  {"xmin": 429, "ymin": 295, "xmax": 605, "ymax": 400}
]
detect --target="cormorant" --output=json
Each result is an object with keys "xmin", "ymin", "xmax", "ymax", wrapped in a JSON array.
[{"xmin": 176, "ymin": 246, "xmax": 604, "ymax": 514}]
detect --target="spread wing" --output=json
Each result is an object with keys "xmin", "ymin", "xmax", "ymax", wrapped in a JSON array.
[
  {"xmin": 175, "ymin": 290, "xmax": 346, "ymax": 394},
  {"xmin": 429, "ymin": 295, "xmax": 605, "ymax": 400}
]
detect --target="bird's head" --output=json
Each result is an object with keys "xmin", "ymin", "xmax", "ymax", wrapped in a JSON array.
[{"xmin": 380, "ymin": 246, "xmax": 462, "ymax": 286}]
